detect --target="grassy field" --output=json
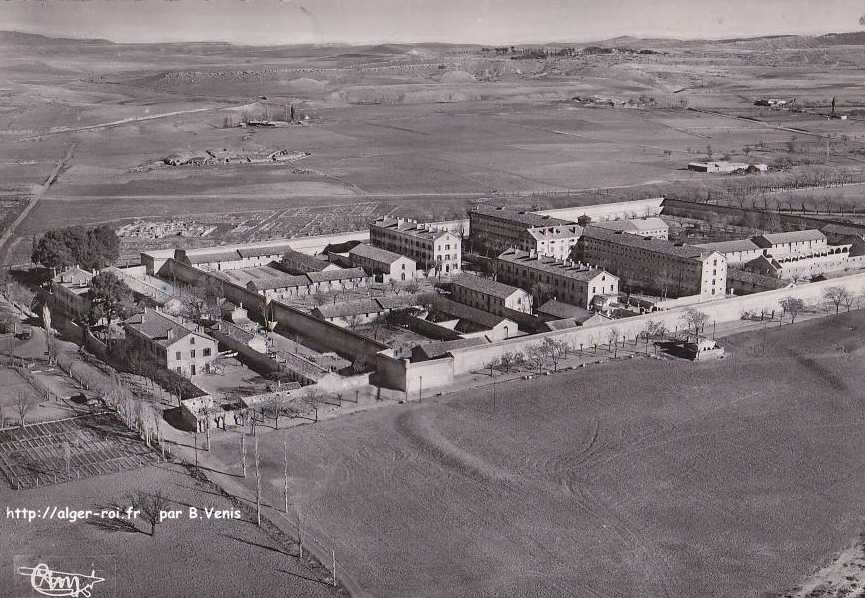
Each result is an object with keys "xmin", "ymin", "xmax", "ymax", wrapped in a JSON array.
[
  {"xmin": 200, "ymin": 311, "xmax": 865, "ymax": 598},
  {"xmin": 0, "ymin": 462, "xmax": 345, "ymax": 598},
  {"xmin": 6, "ymin": 31, "xmax": 865, "ymax": 257}
]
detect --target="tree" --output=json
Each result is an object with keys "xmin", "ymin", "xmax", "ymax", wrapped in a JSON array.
[
  {"xmin": 541, "ymin": 338, "xmax": 567, "ymax": 371},
  {"xmin": 88, "ymin": 271, "xmax": 133, "ymax": 333},
  {"xmin": 526, "ymin": 344, "xmax": 545, "ymax": 374},
  {"xmin": 5, "ymin": 282, "xmax": 35, "ymax": 311},
  {"xmin": 132, "ymin": 490, "xmax": 168, "ymax": 536},
  {"xmin": 484, "ymin": 359, "xmax": 499, "ymax": 377},
  {"xmin": 644, "ymin": 320, "xmax": 666, "ymax": 340},
  {"xmin": 404, "ymin": 281, "xmax": 420, "ymax": 295},
  {"xmin": 0, "ymin": 314, "xmax": 17, "ymax": 335},
  {"xmin": 345, "ymin": 313, "xmax": 364, "ymax": 330},
  {"xmin": 14, "ymin": 392, "xmax": 36, "ymax": 427},
  {"xmin": 577, "ymin": 214, "xmax": 592, "ymax": 227},
  {"xmin": 823, "ymin": 286, "xmax": 848, "ymax": 316},
  {"xmin": 682, "ymin": 308, "xmax": 709, "ymax": 339},
  {"xmin": 31, "ymin": 225, "xmax": 120, "ymax": 271},
  {"xmin": 499, "ymin": 351, "xmax": 516, "ymax": 373},
  {"xmin": 31, "ymin": 229, "xmax": 78, "ymax": 271},
  {"xmin": 779, "ymin": 296, "xmax": 805, "ymax": 324},
  {"xmin": 254, "ymin": 430, "xmax": 262, "ymax": 526},
  {"xmin": 84, "ymin": 225, "xmax": 120, "ymax": 270},
  {"xmin": 842, "ymin": 290, "xmax": 856, "ymax": 312}
]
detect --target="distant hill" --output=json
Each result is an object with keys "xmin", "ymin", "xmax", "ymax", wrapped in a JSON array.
[{"xmin": 3, "ymin": 29, "xmax": 865, "ymax": 54}]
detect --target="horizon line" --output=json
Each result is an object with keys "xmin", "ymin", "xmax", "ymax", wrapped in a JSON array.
[{"xmin": 2, "ymin": 27, "xmax": 861, "ymax": 49}]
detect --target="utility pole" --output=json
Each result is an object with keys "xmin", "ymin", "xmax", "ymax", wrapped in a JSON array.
[
  {"xmin": 418, "ymin": 376, "xmax": 423, "ymax": 403},
  {"xmin": 241, "ymin": 431, "xmax": 247, "ymax": 478},
  {"xmin": 332, "ymin": 550, "xmax": 337, "ymax": 587},
  {"xmin": 283, "ymin": 439, "xmax": 289, "ymax": 513}
]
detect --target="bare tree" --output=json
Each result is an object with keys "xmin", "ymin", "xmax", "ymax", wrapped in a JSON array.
[
  {"xmin": 483, "ymin": 359, "xmax": 499, "ymax": 377},
  {"xmin": 526, "ymin": 344, "xmax": 545, "ymax": 374},
  {"xmin": 779, "ymin": 296, "xmax": 805, "ymax": 324},
  {"xmin": 682, "ymin": 309, "xmax": 709, "ymax": 339},
  {"xmin": 499, "ymin": 351, "xmax": 516, "ymax": 373},
  {"xmin": 283, "ymin": 439, "xmax": 290, "ymax": 514},
  {"xmin": 541, "ymin": 338, "xmax": 567, "ymax": 371},
  {"xmin": 345, "ymin": 313, "xmax": 364, "ymax": 330},
  {"xmin": 823, "ymin": 286, "xmax": 848, "ymax": 316},
  {"xmin": 133, "ymin": 490, "xmax": 168, "ymax": 537},
  {"xmin": 240, "ymin": 430, "xmax": 247, "ymax": 478},
  {"xmin": 254, "ymin": 430, "xmax": 262, "ymax": 526},
  {"xmin": 14, "ymin": 392, "xmax": 36, "ymax": 428},
  {"xmin": 842, "ymin": 290, "xmax": 856, "ymax": 312}
]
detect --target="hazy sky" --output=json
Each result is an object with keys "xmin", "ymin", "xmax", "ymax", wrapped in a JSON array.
[{"xmin": 2, "ymin": 0, "xmax": 863, "ymax": 45}]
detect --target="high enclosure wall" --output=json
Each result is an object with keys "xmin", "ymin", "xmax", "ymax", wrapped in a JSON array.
[
  {"xmin": 447, "ymin": 272, "xmax": 865, "ymax": 376},
  {"xmin": 160, "ymin": 259, "xmax": 387, "ymax": 363},
  {"xmin": 536, "ymin": 197, "xmax": 664, "ymax": 223},
  {"xmin": 662, "ymin": 198, "xmax": 865, "ymax": 235}
]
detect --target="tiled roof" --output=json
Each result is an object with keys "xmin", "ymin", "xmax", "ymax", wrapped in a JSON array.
[
  {"xmin": 306, "ymin": 267, "xmax": 367, "ymax": 283},
  {"xmin": 414, "ymin": 337, "xmax": 488, "ymax": 360},
  {"xmin": 280, "ymin": 248, "xmax": 331, "ymax": 272},
  {"xmin": 694, "ymin": 239, "xmax": 762, "ymax": 254},
  {"xmin": 469, "ymin": 205, "xmax": 573, "ymax": 227},
  {"xmin": 124, "ymin": 310, "xmax": 210, "ymax": 347},
  {"xmin": 185, "ymin": 250, "xmax": 241, "ymax": 264},
  {"xmin": 581, "ymin": 226, "xmax": 715, "ymax": 260},
  {"xmin": 349, "ymin": 243, "xmax": 411, "ymax": 265},
  {"xmin": 753, "ymin": 230, "xmax": 827, "ymax": 246},
  {"xmin": 371, "ymin": 218, "xmax": 455, "ymax": 241},
  {"xmin": 821, "ymin": 223, "xmax": 865, "ymax": 238},
  {"xmin": 237, "ymin": 243, "xmax": 296, "ymax": 259},
  {"xmin": 431, "ymin": 295, "xmax": 513, "ymax": 330},
  {"xmin": 377, "ymin": 294, "xmax": 427, "ymax": 310},
  {"xmin": 538, "ymin": 299, "xmax": 595, "ymax": 322},
  {"xmin": 451, "ymin": 274, "xmax": 526, "ymax": 300},
  {"xmin": 497, "ymin": 248, "xmax": 613, "ymax": 282}
]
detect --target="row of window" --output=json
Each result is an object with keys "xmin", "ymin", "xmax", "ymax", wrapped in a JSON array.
[{"xmin": 174, "ymin": 347, "xmax": 212, "ymax": 360}]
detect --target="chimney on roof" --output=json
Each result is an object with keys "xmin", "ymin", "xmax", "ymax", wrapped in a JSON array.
[{"xmin": 167, "ymin": 328, "xmax": 175, "ymax": 342}]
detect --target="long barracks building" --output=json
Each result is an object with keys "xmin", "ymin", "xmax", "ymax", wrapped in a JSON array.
[
  {"xmin": 495, "ymin": 248, "xmax": 618, "ymax": 310},
  {"xmin": 575, "ymin": 226, "xmax": 727, "ymax": 299},
  {"xmin": 468, "ymin": 205, "xmax": 582, "ymax": 259}
]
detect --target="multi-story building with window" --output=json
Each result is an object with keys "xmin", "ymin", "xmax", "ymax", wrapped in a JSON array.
[
  {"xmin": 468, "ymin": 206, "xmax": 581, "ymax": 259},
  {"xmin": 369, "ymin": 217, "xmax": 461, "ymax": 274},
  {"xmin": 348, "ymin": 243, "xmax": 417, "ymax": 282},
  {"xmin": 124, "ymin": 309, "xmax": 218, "ymax": 377},
  {"xmin": 752, "ymin": 230, "xmax": 828, "ymax": 258},
  {"xmin": 495, "ymin": 248, "xmax": 618, "ymax": 310},
  {"xmin": 693, "ymin": 239, "xmax": 764, "ymax": 265},
  {"xmin": 448, "ymin": 274, "xmax": 532, "ymax": 316},
  {"xmin": 575, "ymin": 226, "xmax": 727, "ymax": 299}
]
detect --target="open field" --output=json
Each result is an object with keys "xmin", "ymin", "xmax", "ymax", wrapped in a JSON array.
[
  {"xmin": 0, "ymin": 462, "xmax": 344, "ymax": 598},
  {"xmin": 200, "ymin": 311, "xmax": 865, "ymax": 598},
  {"xmin": 7, "ymin": 32, "xmax": 865, "ymax": 265}
]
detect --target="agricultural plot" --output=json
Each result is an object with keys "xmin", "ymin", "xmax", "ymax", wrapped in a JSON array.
[{"xmin": 0, "ymin": 413, "xmax": 160, "ymax": 490}]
